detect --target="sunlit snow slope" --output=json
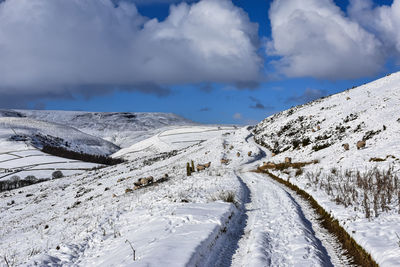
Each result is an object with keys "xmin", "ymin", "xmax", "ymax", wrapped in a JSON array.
[
  {"xmin": 254, "ymin": 72, "xmax": 400, "ymax": 171},
  {"xmin": 254, "ymin": 71, "xmax": 400, "ymax": 266}
]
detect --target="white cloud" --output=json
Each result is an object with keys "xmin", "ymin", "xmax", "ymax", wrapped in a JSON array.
[
  {"xmin": 268, "ymin": 0, "xmax": 385, "ymax": 79},
  {"xmin": 348, "ymin": 0, "xmax": 400, "ymax": 61},
  {"xmin": 0, "ymin": 0, "xmax": 261, "ymax": 101},
  {"xmin": 126, "ymin": 0, "xmax": 196, "ymax": 5}
]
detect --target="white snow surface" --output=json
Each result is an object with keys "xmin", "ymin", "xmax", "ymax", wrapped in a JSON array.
[
  {"xmin": 0, "ymin": 110, "xmax": 195, "ymax": 183},
  {"xmin": 0, "ymin": 117, "xmax": 119, "ymax": 155},
  {"xmin": 2, "ymin": 73, "xmax": 400, "ymax": 266},
  {"xmin": 0, "ymin": 141, "xmax": 100, "ymax": 185},
  {"xmin": 5, "ymin": 110, "xmax": 196, "ymax": 148},
  {"xmin": 0, "ymin": 125, "xmax": 344, "ymax": 267},
  {"xmin": 254, "ymin": 71, "xmax": 400, "ymax": 266}
]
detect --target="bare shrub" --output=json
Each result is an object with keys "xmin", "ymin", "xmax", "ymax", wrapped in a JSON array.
[{"xmin": 303, "ymin": 167, "xmax": 399, "ymax": 218}]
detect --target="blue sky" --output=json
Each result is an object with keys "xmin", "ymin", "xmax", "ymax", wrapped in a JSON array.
[{"xmin": 1, "ymin": 0, "xmax": 399, "ymax": 124}]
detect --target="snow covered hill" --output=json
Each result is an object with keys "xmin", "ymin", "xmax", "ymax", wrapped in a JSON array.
[
  {"xmin": 0, "ymin": 110, "xmax": 196, "ymax": 187},
  {"xmin": 254, "ymin": 71, "xmax": 400, "ymax": 171},
  {"xmin": 254, "ymin": 71, "xmax": 400, "ymax": 266},
  {"xmin": 113, "ymin": 126, "xmax": 238, "ymax": 161},
  {"xmin": 0, "ymin": 117, "xmax": 119, "ymax": 156},
  {"xmin": 0, "ymin": 117, "xmax": 114, "ymax": 184},
  {"xmin": 4, "ymin": 110, "xmax": 196, "ymax": 148}
]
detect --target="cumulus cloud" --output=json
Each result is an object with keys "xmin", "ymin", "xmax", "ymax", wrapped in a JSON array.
[
  {"xmin": 268, "ymin": 0, "xmax": 385, "ymax": 79},
  {"xmin": 348, "ymin": 0, "xmax": 400, "ymax": 61},
  {"xmin": 127, "ymin": 0, "xmax": 196, "ymax": 5},
  {"xmin": 0, "ymin": 0, "xmax": 261, "ymax": 105}
]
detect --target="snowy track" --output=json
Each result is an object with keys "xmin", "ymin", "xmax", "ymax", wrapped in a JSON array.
[
  {"xmin": 196, "ymin": 132, "xmax": 348, "ymax": 266},
  {"xmin": 229, "ymin": 171, "xmax": 347, "ymax": 267}
]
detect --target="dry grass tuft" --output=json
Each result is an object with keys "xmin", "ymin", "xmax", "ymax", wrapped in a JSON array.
[{"xmin": 212, "ymin": 191, "xmax": 236, "ymax": 205}]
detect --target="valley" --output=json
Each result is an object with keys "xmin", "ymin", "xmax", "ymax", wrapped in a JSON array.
[{"xmin": 1, "ymin": 72, "xmax": 400, "ymax": 266}]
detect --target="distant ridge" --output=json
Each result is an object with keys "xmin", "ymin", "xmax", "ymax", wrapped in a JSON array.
[{"xmin": 0, "ymin": 110, "xmax": 197, "ymax": 148}]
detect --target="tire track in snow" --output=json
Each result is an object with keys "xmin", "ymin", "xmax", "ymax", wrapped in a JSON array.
[
  {"xmin": 230, "ymin": 172, "xmax": 335, "ymax": 267},
  {"xmin": 277, "ymin": 180, "xmax": 356, "ymax": 267}
]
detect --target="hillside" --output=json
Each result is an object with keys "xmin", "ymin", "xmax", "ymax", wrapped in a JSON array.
[
  {"xmin": 254, "ymin": 72, "xmax": 400, "ymax": 170},
  {"xmin": 0, "ymin": 111, "xmax": 196, "ymax": 187},
  {"xmin": 8, "ymin": 110, "xmax": 196, "ymax": 148},
  {"xmin": 0, "ymin": 126, "xmax": 266, "ymax": 266},
  {"xmin": 0, "ymin": 117, "xmax": 119, "ymax": 156},
  {"xmin": 253, "ymin": 71, "xmax": 400, "ymax": 266}
]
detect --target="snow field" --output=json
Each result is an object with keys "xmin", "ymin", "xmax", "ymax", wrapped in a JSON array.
[
  {"xmin": 1, "ymin": 126, "xmax": 255, "ymax": 266},
  {"xmin": 2, "ymin": 120, "xmax": 396, "ymax": 266},
  {"xmin": 0, "ymin": 143, "xmax": 99, "ymax": 184}
]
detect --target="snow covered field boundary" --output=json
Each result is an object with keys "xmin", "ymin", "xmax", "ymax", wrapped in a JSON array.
[{"xmin": 255, "ymin": 167, "xmax": 378, "ymax": 267}]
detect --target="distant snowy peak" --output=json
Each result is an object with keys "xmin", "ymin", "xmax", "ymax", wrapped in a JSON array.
[
  {"xmin": 0, "ymin": 117, "xmax": 119, "ymax": 156},
  {"xmin": 254, "ymin": 71, "xmax": 400, "ymax": 162}
]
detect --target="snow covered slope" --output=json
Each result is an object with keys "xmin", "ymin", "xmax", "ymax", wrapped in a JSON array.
[
  {"xmin": 0, "ymin": 145, "xmax": 99, "ymax": 184},
  {"xmin": 0, "ymin": 126, "xmax": 261, "ymax": 266},
  {"xmin": 254, "ymin": 72, "xmax": 400, "ymax": 170},
  {"xmin": 4, "ymin": 110, "xmax": 196, "ymax": 148},
  {"xmin": 0, "ymin": 117, "xmax": 119, "ymax": 156},
  {"xmin": 254, "ymin": 71, "xmax": 400, "ymax": 266},
  {"xmin": 0, "ymin": 114, "xmax": 121, "ymax": 185},
  {"xmin": 113, "ymin": 126, "xmax": 237, "ymax": 160}
]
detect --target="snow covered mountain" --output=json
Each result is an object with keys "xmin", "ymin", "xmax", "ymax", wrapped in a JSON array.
[{"xmin": 5, "ymin": 110, "xmax": 196, "ymax": 148}]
